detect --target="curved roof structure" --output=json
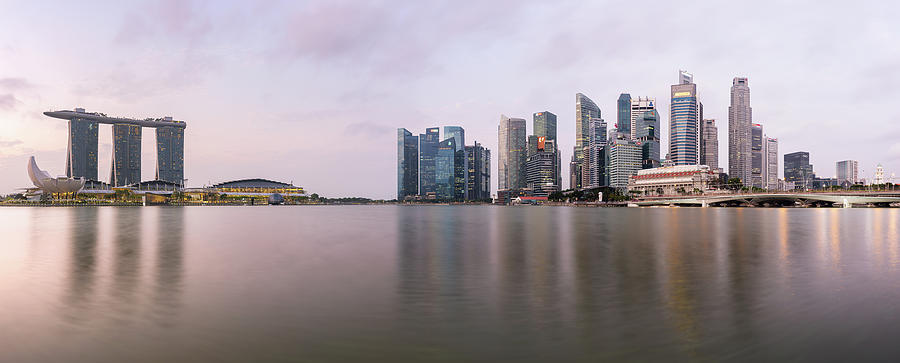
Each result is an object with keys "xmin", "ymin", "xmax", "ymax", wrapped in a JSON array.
[
  {"xmin": 44, "ymin": 109, "xmax": 186, "ymax": 128},
  {"xmin": 212, "ymin": 178, "xmax": 297, "ymax": 189},
  {"xmin": 27, "ymin": 156, "xmax": 85, "ymax": 193}
]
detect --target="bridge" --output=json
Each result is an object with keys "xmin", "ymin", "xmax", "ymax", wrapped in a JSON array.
[{"xmin": 633, "ymin": 193, "xmax": 900, "ymax": 208}]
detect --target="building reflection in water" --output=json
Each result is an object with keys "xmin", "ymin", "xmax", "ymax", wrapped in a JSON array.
[
  {"xmin": 153, "ymin": 207, "xmax": 185, "ymax": 327},
  {"xmin": 109, "ymin": 208, "xmax": 142, "ymax": 323},
  {"xmin": 62, "ymin": 207, "xmax": 100, "ymax": 324}
]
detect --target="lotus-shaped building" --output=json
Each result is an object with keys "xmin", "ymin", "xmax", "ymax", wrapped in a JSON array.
[{"xmin": 27, "ymin": 156, "xmax": 85, "ymax": 194}]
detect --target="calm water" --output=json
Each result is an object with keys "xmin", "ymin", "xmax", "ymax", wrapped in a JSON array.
[{"xmin": 2, "ymin": 206, "xmax": 900, "ymax": 362}]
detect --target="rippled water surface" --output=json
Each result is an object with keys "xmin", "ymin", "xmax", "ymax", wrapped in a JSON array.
[{"xmin": 2, "ymin": 206, "xmax": 900, "ymax": 362}]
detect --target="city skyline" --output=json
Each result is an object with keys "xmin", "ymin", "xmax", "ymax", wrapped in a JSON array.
[{"xmin": 1, "ymin": 1, "xmax": 899, "ymax": 199}]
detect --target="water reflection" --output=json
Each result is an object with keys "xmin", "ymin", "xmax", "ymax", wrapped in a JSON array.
[
  {"xmin": 110, "ymin": 208, "xmax": 142, "ymax": 323},
  {"xmin": 62, "ymin": 207, "xmax": 99, "ymax": 324},
  {"xmin": 153, "ymin": 208, "xmax": 184, "ymax": 326}
]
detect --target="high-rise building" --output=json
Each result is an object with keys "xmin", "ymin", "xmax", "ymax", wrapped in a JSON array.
[
  {"xmin": 573, "ymin": 93, "xmax": 600, "ymax": 189},
  {"xmin": 835, "ymin": 160, "xmax": 858, "ymax": 186},
  {"xmin": 525, "ymin": 138, "xmax": 560, "ymax": 196},
  {"xmin": 617, "ymin": 93, "xmax": 631, "ymax": 138},
  {"xmin": 66, "ymin": 109, "xmax": 99, "ymax": 180},
  {"xmin": 606, "ymin": 134, "xmax": 642, "ymax": 189},
  {"xmin": 465, "ymin": 143, "xmax": 491, "ymax": 200},
  {"xmin": 630, "ymin": 97, "xmax": 656, "ymax": 141},
  {"xmin": 669, "ymin": 71, "xmax": 700, "ymax": 165},
  {"xmin": 635, "ymin": 110, "xmax": 661, "ymax": 169},
  {"xmin": 765, "ymin": 137, "xmax": 778, "ymax": 190},
  {"xmin": 418, "ymin": 127, "xmax": 440, "ymax": 198},
  {"xmin": 729, "ymin": 77, "xmax": 752, "ymax": 185},
  {"xmin": 874, "ymin": 164, "xmax": 885, "ymax": 185},
  {"xmin": 397, "ymin": 128, "xmax": 419, "ymax": 200},
  {"xmin": 156, "ymin": 122, "xmax": 185, "ymax": 184},
  {"xmin": 111, "ymin": 124, "xmax": 142, "ymax": 186},
  {"xmin": 533, "ymin": 111, "xmax": 557, "ymax": 141},
  {"xmin": 784, "ymin": 151, "xmax": 814, "ymax": 190},
  {"xmin": 582, "ymin": 117, "xmax": 607, "ymax": 188},
  {"xmin": 498, "ymin": 115, "xmax": 527, "ymax": 191},
  {"xmin": 750, "ymin": 123, "xmax": 764, "ymax": 188},
  {"xmin": 443, "ymin": 126, "xmax": 465, "ymax": 152},
  {"xmin": 435, "ymin": 137, "xmax": 462, "ymax": 200},
  {"xmin": 700, "ymin": 119, "xmax": 718, "ymax": 170}
]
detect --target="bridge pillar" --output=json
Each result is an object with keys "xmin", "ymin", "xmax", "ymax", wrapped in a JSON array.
[
  {"xmin": 842, "ymin": 198, "xmax": 851, "ymax": 208},
  {"xmin": 701, "ymin": 200, "xmax": 709, "ymax": 208}
]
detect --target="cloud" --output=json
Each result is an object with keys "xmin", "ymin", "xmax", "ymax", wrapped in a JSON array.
[
  {"xmin": 0, "ymin": 94, "xmax": 18, "ymax": 110},
  {"xmin": 0, "ymin": 139, "xmax": 23, "ymax": 148},
  {"xmin": 345, "ymin": 122, "xmax": 392, "ymax": 137},
  {"xmin": 0, "ymin": 78, "xmax": 32, "ymax": 90}
]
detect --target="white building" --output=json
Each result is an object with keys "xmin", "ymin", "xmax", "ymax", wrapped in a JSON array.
[
  {"xmin": 608, "ymin": 136, "xmax": 642, "ymax": 189},
  {"xmin": 874, "ymin": 164, "xmax": 885, "ymax": 185},
  {"xmin": 628, "ymin": 165, "xmax": 717, "ymax": 196},
  {"xmin": 765, "ymin": 137, "xmax": 778, "ymax": 190},
  {"xmin": 630, "ymin": 97, "xmax": 656, "ymax": 140}
]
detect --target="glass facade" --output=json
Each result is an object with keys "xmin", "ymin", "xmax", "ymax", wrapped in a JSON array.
[
  {"xmin": 700, "ymin": 119, "xmax": 718, "ymax": 170},
  {"xmin": 574, "ymin": 93, "xmax": 600, "ymax": 189},
  {"xmin": 66, "ymin": 118, "xmax": 99, "ymax": 180},
  {"xmin": 750, "ymin": 124, "xmax": 764, "ymax": 188},
  {"xmin": 111, "ymin": 124, "xmax": 142, "ymax": 186},
  {"xmin": 397, "ymin": 128, "xmax": 419, "ymax": 199},
  {"xmin": 435, "ymin": 138, "xmax": 457, "ymax": 200},
  {"xmin": 784, "ymin": 151, "xmax": 814, "ymax": 189},
  {"xmin": 525, "ymin": 139, "xmax": 559, "ymax": 196},
  {"xmin": 635, "ymin": 110, "xmax": 660, "ymax": 169},
  {"xmin": 156, "ymin": 125, "xmax": 185, "ymax": 185},
  {"xmin": 465, "ymin": 143, "xmax": 491, "ymax": 200},
  {"xmin": 498, "ymin": 115, "xmax": 526, "ymax": 191},
  {"xmin": 533, "ymin": 111, "xmax": 557, "ymax": 141},
  {"xmin": 669, "ymin": 81, "xmax": 699, "ymax": 166},
  {"xmin": 418, "ymin": 128, "xmax": 440, "ymax": 198},
  {"xmin": 617, "ymin": 93, "xmax": 631, "ymax": 137},
  {"xmin": 443, "ymin": 126, "xmax": 465, "ymax": 152}
]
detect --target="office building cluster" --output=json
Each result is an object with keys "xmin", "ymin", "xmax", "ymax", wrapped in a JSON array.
[
  {"xmin": 397, "ymin": 126, "xmax": 490, "ymax": 201},
  {"xmin": 396, "ymin": 70, "xmax": 895, "ymax": 201}
]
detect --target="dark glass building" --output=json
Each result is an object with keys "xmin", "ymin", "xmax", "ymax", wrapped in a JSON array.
[
  {"xmin": 443, "ymin": 126, "xmax": 465, "ymax": 152},
  {"xmin": 156, "ymin": 122, "xmax": 185, "ymax": 185},
  {"xmin": 66, "ymin": 112, "xmax": 99, "ymax": 180},
  {"xmin": 465, "ymin": 143, "xmax": 491, "ymax": 200},
  {"xmin": 111, "ymin": 124, "xmax": 142, "ymax": 186},
  {"xmin": 397, "ymin": 128, "xmax": 418, "ymax": 200},
  {"xmin": 418, "ymin": 127, "xmax": 440, "ymax": 198},
  {"xmin": 784, "ymin": 151, "xmax": 814, "ymax": 189},
  {"xmin": 435, "ymin": 138, "xmax": 459, "ymax": 200},
  {"xmin": 525, "ymin": 138, "xmax": 560, "ymax": 196},
  {"xmin": 635, "ymin": 110, "xmax": 661, "ymax": 169},
  {"xmin": 533, "ymin": 111, "xmax": 557, "ymax": 141},
  {"xmin": 750, "ymin": 123, "xmax": 764, "ymax": 188},
  {"xmin": 617, "ymin": 93, "xmax": 632, "ymax": 137}
]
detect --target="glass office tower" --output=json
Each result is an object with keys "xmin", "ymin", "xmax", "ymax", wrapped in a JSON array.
[
  {"xmin": 397, "ymin": 128, "xmax": 419, "ymax": 200},
  {"xmin": 418, "ymin": 128, "xmax": 440, "ymax": 198},
  {"xmin": 435, "ymin": 138, "xmax": 458, "ymax": 200},
  {"xmin": 635, "ymin": 110, "xmax": 661, "ymax": 169},
  {"xmin": 617, "ymin": 93, "xmax": 631, "ymax": 138},
  {"xmin": 533, "ymin": 111, "xmax": 557, "ymax": 141},
  {"xmin": 669, "ymin": 71, "xmax": 700, "ymax": 165},
  {"xmin": 574, "ymin": 93, "xmax": 600, "ymax": 189},
  {"xmin": 498, "ymin": 115, "xmax": 527, "ymax": 191}
]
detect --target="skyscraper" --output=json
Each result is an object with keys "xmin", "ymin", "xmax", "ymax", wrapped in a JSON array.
[
  {"xmin": 443, "ymin": 126, "xmax": 465, "ymax": 152},
  {"xmin": 835, "ymin": 160, "xmax": 858, "ymax": 186},
  {"xmin": 874, "ymin": 164, "xmax": 885, "ymax": 185},
  {"xmin": 617, "ymin": 93, "xmax": 631, "ymax": 138},
  {"xmin": 66, "ymin": 109, "xmax": 99, "ymax": 180},
  {"xmin": 784, "ymin": 151, "xmax": 813, "ymax": 190},
  {"xmin": 669, "ymin": 71, "xmax": 699, "ymax": 165},
  {"xmin": 635, "ymin": 110, "xmax": 660, "ymax": 169},
  {"xmin": 582, "ymin": 117, "xmax": 607, "ymax": 188},
  {"xmin": 700, "ymin": 119, "xmax": 718, "ymax": 170},
  {"xmin": 574, "ymin": 93, "xmax": 600, "ymax": 189},
  {"xmin": 111, "ymin": 124, "xmax": 142, "ymax": 186},
  {"xmin": 498, "ymin": 115, "xmax": 527, "ymax": 191},
  {"xmin": 525, "ymin": 138, "xmax": 560, "ymax": 196},
  {"xmin": 750, "ymin": 123, "xmax": 764, "ymax": 188},
  {"xmin": 397, "ymin": 128, "xmax": 419, "ymax": 200},
  {"xmin": 765, "ymin": 137, "xmax": 779, "ymax": 190},
  {"xmin": 630, "ymin": 97, "xmax": 656, "ymax": 141},
  {"xmin": 418, "ymin": 127, "xmax": 440, "ymax": 198},
  {"xmin": 156, "ymin": 122, "xmax": 185, "ymax": 184},
  {"xmin": 606, "ymin": 134, "xmax": 642, "ymax": 189},
  {"xmin": 533, "ymin": 111, "xmax": 557, "ymax": 141},
  {"xmin": 465, "ymin": 143, "xmax": 491, "ymax": 200},
  {"xmin": 729, "ymin": 77, "xmax": 752, "ymax": 185}
]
